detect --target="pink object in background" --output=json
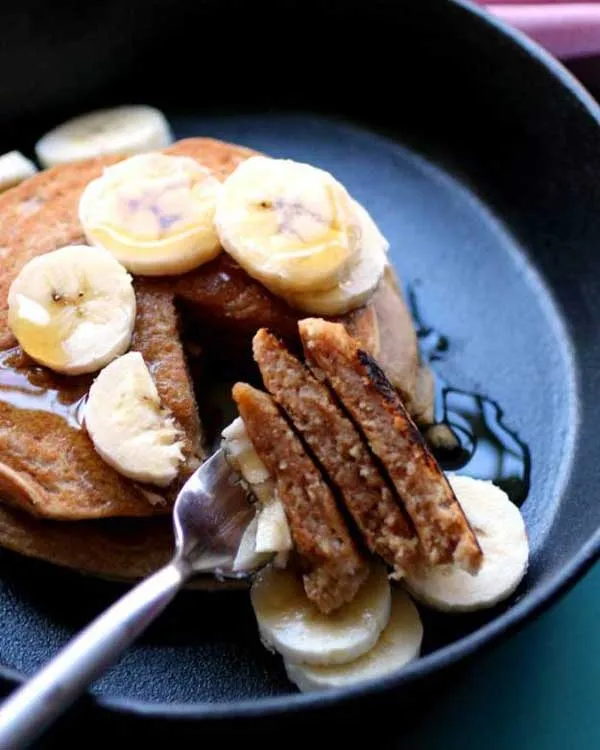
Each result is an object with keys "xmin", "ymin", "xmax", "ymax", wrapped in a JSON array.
[{"xmin": 476, "ymin": 1, "xmax": 600, "ymax": 59}]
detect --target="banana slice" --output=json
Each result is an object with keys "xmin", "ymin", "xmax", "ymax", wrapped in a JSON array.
[
  {"xmin": 35, "ymin": 105, "xmax": 172, "ymax": 167},
  {"xmin": 222, "ymin": 416, "xmax": 271, "ymax": 487},
  {"xmin": 233, "ymin": 516, "xmax": 272, "ymax": 572},
  {"xmin": 215, "ymin": 155, "xmax": 361, "ymax": 296},
  {"xmin": 79, "ymin": 153, "xmax": 222, "ymax": 276},
  {"xmin": 405, "ymin": 475, "xmax": 529, "ymax": 612},
  {"xmin": 283, "ymin": 202, "xmax": 388, "ymax": 315},
  {"xmin": 0, "ymin": 151, "xmax": 37, "ymax": 191},
  {"xmin": 255, "ymin": 497, "xmax": 292, "ymax": 554},
  {"xmin": 251, "ymin": 564, "xmax": 391, "ymax": 666},
  {"xmin": 232, "ymin": 504, "xmax": 291, "ymax": 571},
  {"xmin": 84, "ymin": 351, "xmax": 184, "ymax": 487},
  {"xmin": 222, "ymin": 417, "xmax": 292, "ymax": 556},
  {"xmin": 8, "ymin": 245, "xmax": 135, "ymax": 375},
  {"xmin": 285, "ymin": 588, "xmax": 422, "ymax": 692}
]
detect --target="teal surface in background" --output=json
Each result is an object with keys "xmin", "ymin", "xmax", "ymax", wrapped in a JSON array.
[{"xmin": 398, "ymin": 563, "xmax": 600, "ymax": 749}]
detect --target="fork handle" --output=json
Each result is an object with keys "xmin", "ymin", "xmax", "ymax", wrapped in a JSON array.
[{"xmin": 0, "ymin": 559, "xmax": 189, "ymax": 750}]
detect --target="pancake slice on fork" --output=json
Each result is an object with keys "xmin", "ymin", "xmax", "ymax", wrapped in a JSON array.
[
  {"xmin": 252, "ymin": 328, "xmax": 418, "ymax": 577},
  {"xmin": 232, "ymin": 382, "xmax": 369, "ymax": 613}
]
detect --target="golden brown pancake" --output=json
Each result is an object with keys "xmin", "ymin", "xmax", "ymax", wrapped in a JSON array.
[
  {"xmin": 0, "ymin": 136, "xmax": 432, "ymax": 578},
  {"xmin": 0, "ymin": 145, "xmax": 217, "ymax": 521},
  {"xmin": 299, "ymin": 318, "xmax": 483, "ymax": 573},
  {"xmin": 0, "ymin": 282, "xmax": 203, "ymax": 520},
  {"xmin": 0, "ymin": 139, "xmax": 256, "ymax": 522},
  {"xmin": 0, "ymin": 502, "xmax": 172, "ymax": 580},
  {"xmin": 0, "ymin": 503, "xmax": 244, "ymax": 588},
  {"xmin": 372, "ymin": 265, "xmax": 435, "ymax": 425},
  {"xmin": 252, "ymin": 328, "xmax": 418, "ymax": 576}
]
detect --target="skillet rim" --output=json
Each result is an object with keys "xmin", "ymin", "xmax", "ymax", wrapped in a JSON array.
[{"xmin": 0, "ymin": 0, "xmax": 599, "ymax": 721}]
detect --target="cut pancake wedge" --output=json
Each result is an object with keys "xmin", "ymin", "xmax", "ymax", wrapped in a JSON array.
[
  {"xmin": 0, "ymin": 499, "xmax": 246, "ymax": 588},
  {"xmin": 299, "ymin": 319, "xmax": 482, "ymax": 573},
  {"xmin": 232, "ymin": 382, "xmax": 368, "ymax": 613},
  {"xmin": 253, "ymin": 328, "xmax": 417, "ymax": 576}
]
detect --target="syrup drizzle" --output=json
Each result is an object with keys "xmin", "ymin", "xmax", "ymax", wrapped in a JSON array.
[
  {"xmin": 0, "ymin": 348, "xmax": 88, "ymax": 429},
  {"xmin": 408, "ymin": 284, "xmax": 531, "ymax": 505}
]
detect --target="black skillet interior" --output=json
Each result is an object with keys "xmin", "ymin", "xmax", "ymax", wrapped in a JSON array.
[{"xmin": 0, "ymin": 0, "xmax": 599, "ymax": 723}]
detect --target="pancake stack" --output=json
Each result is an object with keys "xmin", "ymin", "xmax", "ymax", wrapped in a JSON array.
[{"xmin": 0, "ymin": 137, "xmax": 434, "ymax": 583}]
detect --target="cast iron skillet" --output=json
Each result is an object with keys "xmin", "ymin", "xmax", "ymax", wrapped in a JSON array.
[{"xmin": 0, "ymin": 0, "xmax": 599, "ymax": 731}]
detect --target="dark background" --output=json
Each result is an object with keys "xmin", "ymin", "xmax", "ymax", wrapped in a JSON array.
[
  {"xmin": 0, "ymin": 2, "xmax": 598, "ymax": 746},
  {"xmin": 9, "ymin": 47, "xmax": 600, "ymax": 750}
]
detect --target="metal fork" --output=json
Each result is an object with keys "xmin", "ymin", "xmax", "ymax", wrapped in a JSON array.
[{"xmin": 0, "ymin": 449, "xmax": 253, "ymax": 750}]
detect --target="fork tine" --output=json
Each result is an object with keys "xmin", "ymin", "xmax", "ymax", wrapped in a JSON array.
[{"xmin": 172, "ymin": 448, "xmax": 254, "ymax": 571}]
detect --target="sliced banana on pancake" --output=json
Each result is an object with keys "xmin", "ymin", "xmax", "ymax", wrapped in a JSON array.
[
  {"xmin": 282, "ymin": 202, "xmax": 388, "ymax": 315},
  {"xmin": 35, "ymin": 105, "xmax": 172, "ymax": 167},
  {"xmin": 285, "ymin": 588, "xmax": 422, "ymax": 692},
  {"xmin": 85, "ymin": 351, "xmax": 184, "ymax": 487},
  {"xmin": 215, "ymin": 156, "xmax": 361, "ymax": 296},
  {"xmin": 8, "ymin": 245, "xmax": 135, "ymax": 375},
  {"xmin": 80, "ymin": 153, "xmax": 222, "ymax": 275},
  {"xmin": 0, "ymin": 151, "xmax": 37, "ymax": 191},
  {"xmin": 405, "ymin": 475, "xmax": 529, "ymax": 612},
  {"xmin": 216, "ymin": 155, "xmax": 388, "ymax": 314},
  {"xmin": 251, "ymin": 564, "xmax": 391, "ymax": 666}
]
